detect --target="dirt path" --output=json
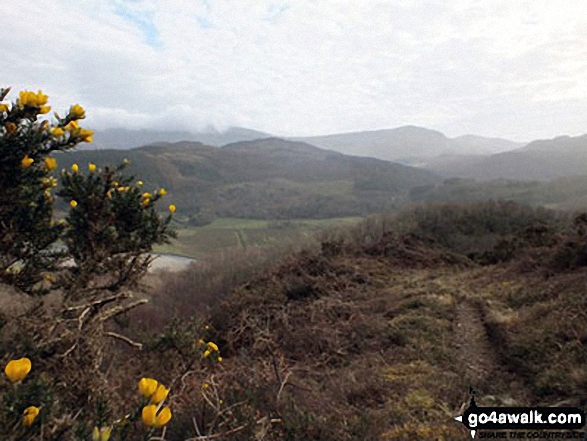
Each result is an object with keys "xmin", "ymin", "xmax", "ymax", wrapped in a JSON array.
[{"xmin": 454, "ymin": 301, "xmax": 500, "ymax": 387}]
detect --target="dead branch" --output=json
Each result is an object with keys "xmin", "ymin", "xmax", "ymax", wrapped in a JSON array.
[{"xmin": 104, "ymin": 331, "xmax": 143, "ymax": 349}]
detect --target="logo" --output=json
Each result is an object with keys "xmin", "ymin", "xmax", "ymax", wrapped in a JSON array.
[{"xmin": 453, "ymin": 389, "xmax": 586, "ymax": 439}]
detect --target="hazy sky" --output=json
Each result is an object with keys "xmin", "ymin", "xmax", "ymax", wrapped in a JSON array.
[{"xmin": 2, "ymin": 0, "xmax": 586, "ymax": 141}]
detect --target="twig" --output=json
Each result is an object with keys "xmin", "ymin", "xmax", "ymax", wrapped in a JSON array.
[
  {"xmin": 277, "ymin": 371, "xmax": 292, "ymax": 401},
  {"xmin": 184, "ymin": 423, "xmax": 248, "ymax": 440},
  {"xmin": 104, "ymin": 331, "xmax": 143, "ymax": 349}
]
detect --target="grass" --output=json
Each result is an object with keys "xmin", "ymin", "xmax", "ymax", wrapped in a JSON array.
[{"xmin": 153, "ymin": 217, "xmax": 364, "ymax": 258}]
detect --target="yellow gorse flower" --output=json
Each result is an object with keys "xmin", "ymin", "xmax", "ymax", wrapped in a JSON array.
[
  {"xmin": 69, "ymin": 104, "xmax": 86, "ymax": 120},
  {"xmin": 18, "ymin": 90, "xmax": 48, "ymax": 108},
  {"xmin": 70, "ymin": 200, "xmax": 78, "ymax": 208},
  {"xmin": 5, "ymin": 358, "xmax": 32, "ymax": 383},
  {"xmin": 78, "ymin": 128, "xmax": 94, "ymax": 143},
  {"xmin": 88, "ymin": 163, "xmax": 96, "ymax": 172},
  {"xmin": 138, "ymin": 377, "xmax": 158, "ymax": 398},
  {"xmin": 137, "ymin": 180, "xmax": 143, "ymax": 186},
  {"xmin": 92, "ymin": 426, "xmax": 112, "ymax": 441},
  {"xmin": 142, "ymin": 405, "xmax": 172, "ymax": 428},
  {"xmin": 39, "ymin": 105, "xmax": 51, "ymax": 114},
  {"xmin": 159, "ymin": 188, "xmax": 167, "ymax": 196},
  {"xmin": 207, "ymin": 341, "xmax": 219, "ymax": 352},
  {"xmin": 44, "ymin": 157, "xmax": 57, "ymax": 171},
  {"xmin": 169, "ymin": 204, "xmax": 176, "ymax": 213},
  {"xmin": 71, "ymin": 163, "xmax": 79, "ymax": 173},
  {"xmin": 22, "ymin": 406, "xmax": 39, "ymax": 427},
  {"xmin": 50, "ymin": 127, "xmax": 64, "ymax": 138},
  {"xmin": 21, "ymin": 155, "xmax": 34, "ymax": 168},
  {"xmin": 0, "ymin": 103, "xmax": 9, "ymax": 112},
  {"xmin": 65, "ymin": 120, "xmax": 79, "ymax": 132},
  {"xmin": 151, "ymin": 384, "xmax": 169, "ymax": 404},
  {"xmin": 141, "ymin": 192, "xmax": 152, "ymax": 207}
]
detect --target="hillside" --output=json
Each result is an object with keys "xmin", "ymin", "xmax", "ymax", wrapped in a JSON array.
[
  {"xmin": 291, "ymin": 126, "xmax": 522, "ymax": 164},
  {"xmin": 54, "ymin": 138, "xmax": 440, "ymax": 220},
  {"xmin": 423, "ymin": 134, "xmax": 587, "ymax": 181},
  {"xmin": 90, "ymin": 126, "xmax": 272, "ymax": 150},
  {"xmin": 141, "ymin": 201, "xmax": 586, "ymax": 440}
]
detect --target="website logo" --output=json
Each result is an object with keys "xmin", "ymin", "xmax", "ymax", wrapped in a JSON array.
[{"xmin": 453, "ymin": 390, "xmax": 585, "ymax": 439}]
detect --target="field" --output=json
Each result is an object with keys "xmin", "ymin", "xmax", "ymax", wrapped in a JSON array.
[{"xmin": 153, "ymin": 216, "xmax": 364, "ymax": 258}]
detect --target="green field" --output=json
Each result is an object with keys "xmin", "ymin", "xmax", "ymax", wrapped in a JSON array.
[{"xmin": 153, "ymin": 216, "xmax": 364, "ymax": 258}]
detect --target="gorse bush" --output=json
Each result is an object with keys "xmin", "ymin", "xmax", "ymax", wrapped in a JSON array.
[{"xmin": 0, "ymin": 87, "xmax": 188, "ymax": 440}]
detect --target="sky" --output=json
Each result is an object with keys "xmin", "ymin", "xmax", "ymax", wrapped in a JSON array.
[{"xmin": 1, "ymin": 0, "xmax": 587, "ymax": 142}]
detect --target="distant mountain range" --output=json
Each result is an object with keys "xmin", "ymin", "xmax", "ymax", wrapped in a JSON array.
[
  {"xmin": 291, "ymin": 126, "xmax": 524, "ymax": 163},
  {"xmin": 90, "ymin": 125, "xmax": 523, "ymax": 162},
  {"xmin": 87, "ymin": 125, "xmax": 587, "ymax": 182},
  {"xmin": 56, "ymin": 138, "xmax": 439, "ymax": 220},
  {"xmin": 423, "ymin": 134, "xmax": 587, "ymax": 181},
  {"xmin": 91, "ymin": 127, "xmax": 271, "ymax": 150}
]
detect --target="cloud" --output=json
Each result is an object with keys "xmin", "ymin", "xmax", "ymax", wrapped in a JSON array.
[{"xmin": 1, "ymin": 0, "xmax": 586, "ymax": 141}]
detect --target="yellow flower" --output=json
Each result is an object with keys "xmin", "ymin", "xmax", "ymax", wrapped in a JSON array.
[
  {"xmin": 79, "ymin": 128, "xmax": 94, "ymax": 142},
  {"xmin": 141, "ymin": 192, "xmax": 152, "ymax": 207},
  {"xmin": 218, "ymin": 357, "xmax": 223, "ymax": 362},
  {"xmin": 69, "ymin": 104, "xmax": 86, "ymax": 120},
  {"xmin": 65, "ymin": 120, "xmax": 79, "ymax": 132},
  {"xmin": 71, "ymin": 164, "xmax": 79, "ymax": 173},
  {"xmin": 70, "ymin": 200, "xmax": 78, "ymax": 208},
  {"xmin": 50, "ymin": 127, "xmax": 64, "ymax": 138},
  {"xmin": 117, "ymin": 187, "xmax": 125, "ymax": 192},
  {"xmin": 142, "ymin": 405, "xmax": 172, "ymax": 428},
  {"xmin": 0, "ymin": 103, "xmax": 9, "ymax": 112},
  {"xmin": 22, "ymin": 406, "xmax": 39, "ymax": 427},
  {"xmin": 44, "ymin": 157, "xmax": 57, "ymax": 171},
  {"xmin": 92, "ymin": 426, "xmax": 112, "ymax": 441},
  {"xmin": 5, "ymin": 358, "xmax": 32, "ymax": 383},
  {"xmin": 18, "ymin": 90, "xmax": 48, "ymax": 108},
  {"xmin": 169, "ymin": 204, "xmax": 176, "ymax": 213},
  {"xmin": 151, "ymin": 384, "xmax": 170, "ymax": 404},
  {"xmin": 138, "ymin": 378, "xmax": 158, "ymax": 398},
  {"xmin": 39, "ymin": 105, "xmax": 51, "ymax": 114},
  {"xmin": 123, "ymin": 158, "xmax": 130, "ymax": 165},
  {"xmin": 202, "ymin": 382, "xmax": 209, "ymax": 389},
  {"xmin": 137, "ymin": 180, "xmax": 143, "ymax": 187},
  {"xmin": 88, "ymin": 163, "xmax": 96, "ymax": 172},
  {"xmin": 203, "ymin": 349, "xmax": 211, "ymax": 358},
  {"xmin": 207, "ymin": 341, "xmax": 219, "ymax": 352},
  {"xmin": 106, "ymin": 189, "xmax": 113, "ymax": 199},
  {"xmin": 159, "ymin": 188, "xmax": 167, "ymax": 196},
  {"xmin": 21, "ymin": 155, "xmax": 34, "ymax": 168},
  {"xmin": 198, "ymin": 339, "xmax": 205, "ymax": 346}
]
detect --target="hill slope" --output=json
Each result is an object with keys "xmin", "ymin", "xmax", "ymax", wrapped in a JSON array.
[
  {"xmin": 423, "ymin": 134, "xmax": 587, "ymax": 181},
  {"xmin": 292, "ymin": 126, "xmax": 522, "ymax": 163},
  {"xmin": 90, "ymin": 126, "xmax": 272, "ymax": 150},
  {"xmin": 187, "ymin": 202, "xmax": 586, "ymax": 440},
  {"xmin": 55, "ymin": 138, "xmax": 440, "ymax": 220}
]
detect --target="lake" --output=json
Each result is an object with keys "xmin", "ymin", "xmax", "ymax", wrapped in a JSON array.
[{"xmin": 149, "ymin": 253, "xmax": 197, "ymax": 272}]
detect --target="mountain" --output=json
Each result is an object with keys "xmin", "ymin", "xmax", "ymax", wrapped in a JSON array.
[
  {"xmin": 290, "ymin": 126, "xmax": 523, "ymax": 164},
  {"xmin": 90, "ymin": 127, "xmax": 272, "ymax": 150},
  {"xmin": 423, "ymin": 134, "xmax": 587, "ymax": 181},
  {"xmin": 451, "ymin": 134, "xmax": 524, "ymax": 154},
  {"xmin": 54, "ymin": 138, "xmax": 440, "ymax": 220}
]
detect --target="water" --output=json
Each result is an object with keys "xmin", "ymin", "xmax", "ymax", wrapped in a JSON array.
[{"xmin": 149, "ymin": 253, "xmax": 197, "ymax": 272}]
